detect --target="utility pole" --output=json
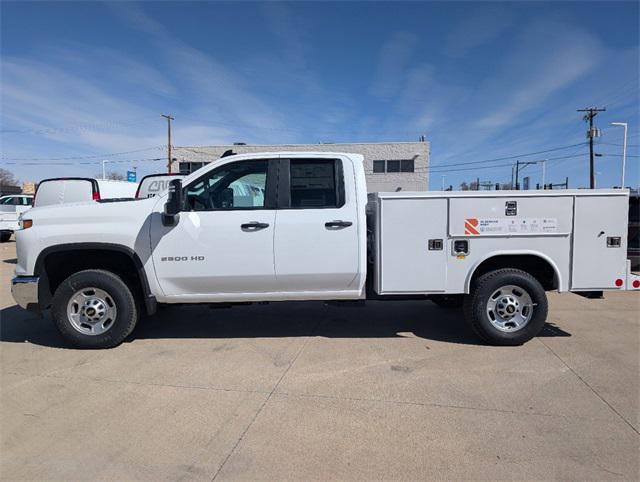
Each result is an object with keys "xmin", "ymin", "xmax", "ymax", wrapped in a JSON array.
[
  {"xmin": 515, "ymin": 161, "xmax": 520, "ymax": 190},
  {"xmin": 441, "ymin": 175, "xmax": 446, "ymax": 191},
  {"xmin": 161, "ymin": 114, "xmax": 175, "ymax": 173},
  {"xmin": 577, "ymin": 107, "xmax": 605, "ymax": 188},
  {"xmin": 102, "ymin": 160, "xmax": 108, "ymax": 180}
]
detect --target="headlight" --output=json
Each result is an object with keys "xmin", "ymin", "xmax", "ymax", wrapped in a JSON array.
[{"xmin": 18, "ymin": 216, "xmax": 33, "ymax": 230}]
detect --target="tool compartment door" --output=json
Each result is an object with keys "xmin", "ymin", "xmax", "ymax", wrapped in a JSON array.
[
  {"xmin": 572, "ymin": 195, "xmax": 628, "ymax": 289},
  {"xmin": 379, "ymin": 197, "xmax": 447, "ymax": 293}
]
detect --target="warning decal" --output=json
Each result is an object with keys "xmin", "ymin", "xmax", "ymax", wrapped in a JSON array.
[{"xmin": 464, "ymin": 217, "xmax": 558, "ymax": 235}]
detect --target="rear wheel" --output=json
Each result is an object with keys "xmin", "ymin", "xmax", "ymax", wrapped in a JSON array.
[
  {"xmin": 464, "ymin": 268, "xmax": 548, "ymax": 346},
  {"xmin": 0, "ymin": 232, "xmax": 11, "ymax": 242},
  {"xmin": 51, "ymin": 269, "xmax": 139, "ymax": 348}
]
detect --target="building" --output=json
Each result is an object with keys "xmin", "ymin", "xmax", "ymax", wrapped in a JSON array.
[{"xmin": 172, "ymin": 140, "xmax": 430, "ymax": 192}]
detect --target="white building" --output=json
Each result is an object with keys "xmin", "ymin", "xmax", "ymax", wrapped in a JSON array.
[{"xmin": 172, "ymin": 140, "xmax": 430, "ymax": 192}]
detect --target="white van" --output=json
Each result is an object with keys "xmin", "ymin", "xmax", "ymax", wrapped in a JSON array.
[
  {"xmin": 33, "ymin": 178, "xmax": 137, "ymax": 207},
  {"xmin": 135, "ymin": 173, "xmax": 185, "ymax": 198}
]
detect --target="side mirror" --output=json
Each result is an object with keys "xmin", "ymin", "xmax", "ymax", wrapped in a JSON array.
[
  {"xmin": 220, "ymin": 188, "xmax": 234, "ymax": 208},
  {"xmin": 162, "ymin": 179, "xmax": 183, "ymax": 226}
]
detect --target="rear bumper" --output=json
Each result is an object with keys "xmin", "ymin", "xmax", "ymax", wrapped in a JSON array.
[{"xmin": 11, "ymin": 276, "xmax": 40, "ymax": 312}]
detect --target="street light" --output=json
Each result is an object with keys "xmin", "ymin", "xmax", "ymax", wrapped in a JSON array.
[
  {"xmin": 102, "ymin": 160, "xmax": 109, "ymax": 180},
  {"xmin": 610, "ymin": 122, "xmax": 628, "ymax": 189}
]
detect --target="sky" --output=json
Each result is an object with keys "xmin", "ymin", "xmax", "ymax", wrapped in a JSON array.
[{"xmin": 1, "ymin": 1, "xmax": 638, "ymax": 190}]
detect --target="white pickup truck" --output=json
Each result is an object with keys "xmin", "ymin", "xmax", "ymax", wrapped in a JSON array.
[{"xmin": 11, "ymin": 152, "xmax": 639, "ymax": 348}]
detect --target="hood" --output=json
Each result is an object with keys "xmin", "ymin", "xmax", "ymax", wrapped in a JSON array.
[{"xmin": 24, "ymin": 196, "xmax": 160, "ymax": 224}]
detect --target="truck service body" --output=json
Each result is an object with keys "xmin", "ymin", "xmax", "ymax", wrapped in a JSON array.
[{"xmin": 11, "ymin": 152, "xmax": 639, "ymax": 348}]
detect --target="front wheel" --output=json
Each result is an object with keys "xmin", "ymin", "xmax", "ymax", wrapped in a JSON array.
[
  {"xmin": 463, "ymin": 268, "xmax": 548, "ymax": 346},
  {"xmin": 51, "ymin": 269, "xmax": 139, "ymax": 348},
  {"xmin": 0, "ymin": 231, "xmax": 11, "ymax": 242}
]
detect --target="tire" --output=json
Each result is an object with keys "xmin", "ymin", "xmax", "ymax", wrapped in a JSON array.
[
  {"xmin": 463, "ymin": 268, "xmax": 548, "ymax": 346},
  {"xmin": 0, "ymin": 232, "xmax": 11, "ymax": 243},
  {"xmin": 51, "ymin": 269, "xmax": 139, "ymax": 348},
  {"xmin": 431, "ymin": 294, "xmax": 464, "ymax": 309}
]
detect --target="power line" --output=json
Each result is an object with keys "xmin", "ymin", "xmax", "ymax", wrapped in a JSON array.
[
  {"xmin": 364, "ymin": 153, "xmax": 588, "ymax": 174},
  {"xmin": 0, "ymin": 146, "xmax": 164, "ymax": 161},
  {"xmin": 0, "ymin": 116, "xmax": 154, "ymax": 135},
  {"xmin": 0, "ymin": 157, "xmax": 164, "ymax": 166},
  {"xmin": 428, "ymin": 142, "xmax": 585, "ymax": 169}
]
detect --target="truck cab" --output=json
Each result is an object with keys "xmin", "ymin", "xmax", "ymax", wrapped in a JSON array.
[{"xmin": 149, "ymin": 153, "xmax": 367, "ymax": 302}]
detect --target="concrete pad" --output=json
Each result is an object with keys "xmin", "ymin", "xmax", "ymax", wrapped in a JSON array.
[
  {"xmin": 216, "ymin": 393, "xmax": 640, "ymax": 480},
  {"xmin": 542, "ymin": 291, "xmax": 640, "ymax": 431},
  {"xmin": 275, "ymin": 301, "xmax": 618, "ymax": 421},
  {"xmin": 35, "ymin": 304, "xmax": 316, "ymax": 393},
  {"xmin": 1, "ymin": 375, "xmax": 265, "ymax": 480}
]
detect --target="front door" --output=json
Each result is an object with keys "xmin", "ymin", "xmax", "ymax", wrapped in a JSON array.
[
  {"xmin": 150, "ymin": 158, "xmax": 278, "ymax": 298},
  {"xmin": 273, "ymin": 157, "xmax": 361, "ymax": 293}
]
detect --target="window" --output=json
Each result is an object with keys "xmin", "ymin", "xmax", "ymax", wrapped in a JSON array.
[
  {"xmin": 386, "ymin": 160, "xmax": 400, "ymax": 172},
  {"xmin": 401, "ymin": 159, "xmax": 415, "ymax": 172},
  {"xmin": 185, "ymin": 160, "xmax": 269, "ymax": 211},
  {"xmin": 289, "ymin": 159, "xmax": 342, "ymax": 208},
  {"xmin": 372, "ymin": 159, "xmax": 415, "ymax": 173},
  {"xmin": 179, "ymin": 162, "xmax": 205, "ymax": 175},
  {"xmin": 0, "ymin": 197, "xmax": 14, "ymax": 205}
]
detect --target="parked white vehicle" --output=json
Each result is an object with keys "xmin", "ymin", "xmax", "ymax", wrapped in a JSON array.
[
  {"xmin": 11, "ymin": 152, "xmax": 640, "ymax": 348},
  {"xmin": 0, "ymin": 194, "xmax": 33, "ymax": 242},
  {"xmin": 135, "ymin": 173, "xmax": 185, "ymax": 198},
  {"xmin": 33, "ymin": 178, "xmax": 137, "ymax": 207}
]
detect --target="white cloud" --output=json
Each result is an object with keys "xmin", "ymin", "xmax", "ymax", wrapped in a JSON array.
[
  {"xmin": 475, "ymin": 19, "xmax": 605, "ymax": 129},
  {"xmin": 370, "ymin": 32, "xmax": 418, "ymax": 99},
  {"xmin": 445, "ymin": 6, "xmax": 514, "ymax": 58}
]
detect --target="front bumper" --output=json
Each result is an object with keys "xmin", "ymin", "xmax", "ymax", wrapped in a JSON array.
[{"xmin": 11, "ymin": 276, "xmax": 40, "ymax": 312}]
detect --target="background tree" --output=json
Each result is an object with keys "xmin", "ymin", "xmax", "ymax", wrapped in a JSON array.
[{"xmin": 0, "ymin": 168, "xmax": 18, "ymax": 186}]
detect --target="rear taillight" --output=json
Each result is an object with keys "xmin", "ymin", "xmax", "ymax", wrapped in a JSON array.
[
  {"xmin": 92, "ymin": 191, "xmax": 101, "ymax": 201},
  {"xmin": 615, "ymin": 278, "xmax": 624, "ymax": 287}
]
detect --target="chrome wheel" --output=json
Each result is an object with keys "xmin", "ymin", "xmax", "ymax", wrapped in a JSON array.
[
  {"xmin": 486, "ymin": 284, "xmax": 533, "ymax": 332},
  {"xmin": 67, "ymin": 287, "xmax": 117, "ymax": 336}
]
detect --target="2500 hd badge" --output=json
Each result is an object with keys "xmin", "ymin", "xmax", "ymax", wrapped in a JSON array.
[{"xmin": 160, "ymin": 256, "xmax": 205, "ymax": 262}]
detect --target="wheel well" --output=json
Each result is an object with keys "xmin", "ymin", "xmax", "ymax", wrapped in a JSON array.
[
  {"xmin": 40, "ymin": 249, "xmax": 146, "ymax": 309},
  {"xmin": 470, "ymin": 255, "xmax": 558, "ymax": 291}
]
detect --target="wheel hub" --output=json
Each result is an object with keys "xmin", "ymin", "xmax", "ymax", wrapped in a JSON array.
[
  {"xmin": 486, "ymin": 285, "xmax": 533, "ymax": 332},
  {"xmin": 67, "ymin": 287, "xmax": 117, "ymax": 336}
]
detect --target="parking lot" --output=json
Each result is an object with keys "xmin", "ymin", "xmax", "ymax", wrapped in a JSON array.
[{"xmin": 1, "ymin": 239, "xmax": 638, "ymax": 480}]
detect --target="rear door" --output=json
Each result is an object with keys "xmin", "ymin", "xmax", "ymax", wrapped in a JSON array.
[{"xmin": 273, "ymin": 157, "xmax": 360, "ymax": 293}]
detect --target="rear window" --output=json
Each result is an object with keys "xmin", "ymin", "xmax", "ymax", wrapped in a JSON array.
[
  {"xmin": 35, "ymin": 179, "xmax": 93, "ymax": 207},
  {"xmin": 289, "ymin": 159, "xmax": 343, "ymax": 208}
]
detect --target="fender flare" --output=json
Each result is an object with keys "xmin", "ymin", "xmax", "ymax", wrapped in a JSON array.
[
  {"xmin": 464, "ymin": 250, "xmax": 564, "ymax": 293},
  {"xmin": 34, "ymin": 242, "xmax": 156, "ymax": 315}
]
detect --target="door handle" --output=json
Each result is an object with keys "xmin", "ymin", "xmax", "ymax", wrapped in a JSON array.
[
  {"xmin": 241, "ymin": 221, "xmax": 269, "ymax": 231},
  {"xmin": 325, "ymin": 220, "xmax": 353, "ymax": 229}
]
